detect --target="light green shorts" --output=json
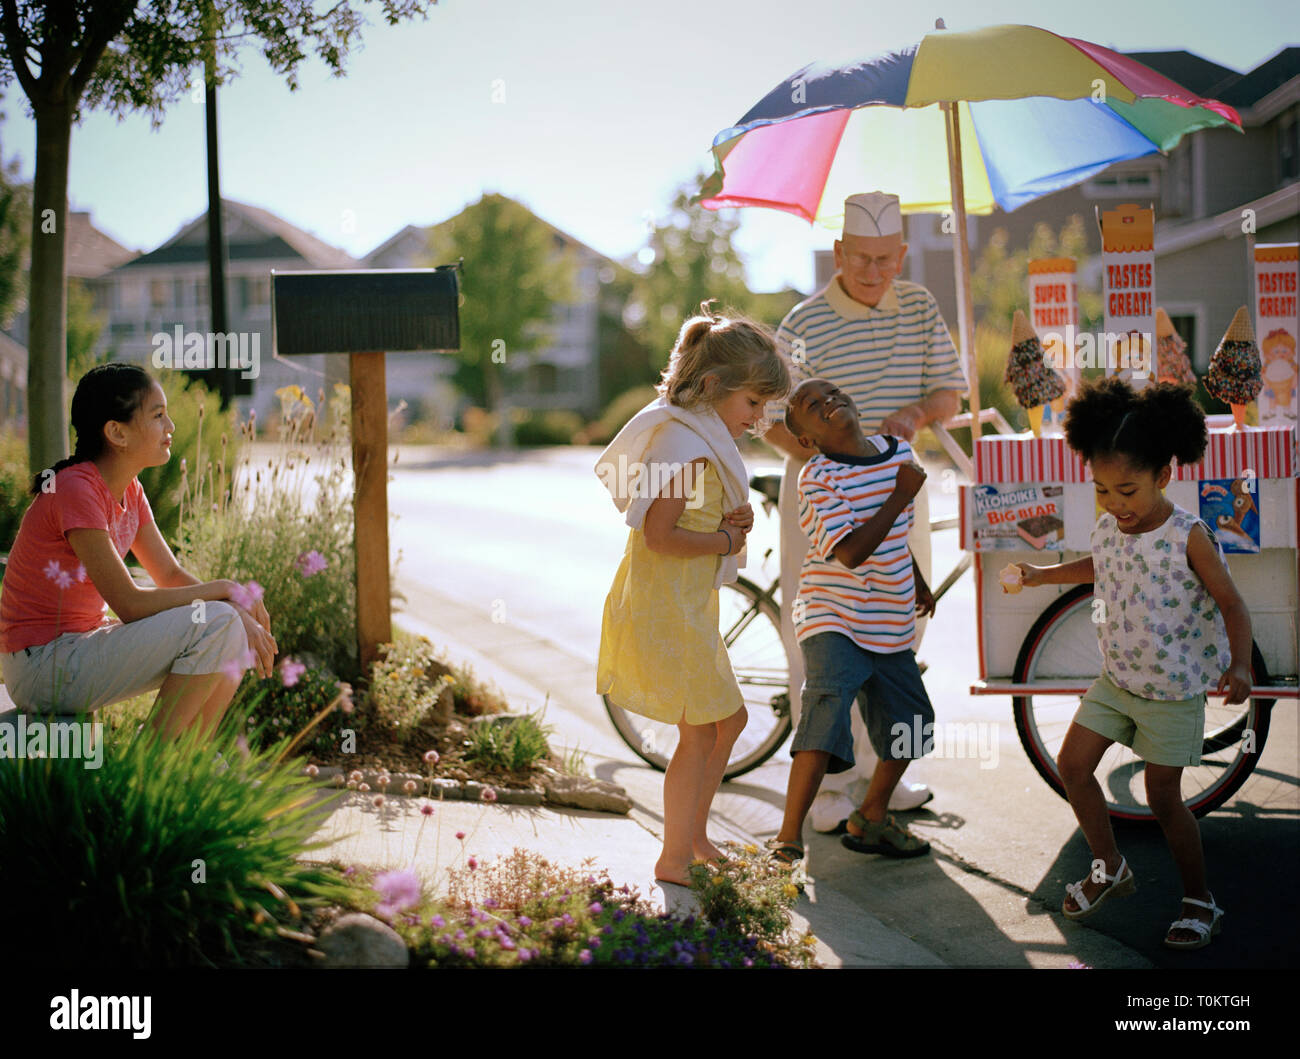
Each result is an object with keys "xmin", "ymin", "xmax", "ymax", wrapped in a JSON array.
[{"xmin": 1074, "ymin": 673, "xmax": 1205, "ymax": 767}]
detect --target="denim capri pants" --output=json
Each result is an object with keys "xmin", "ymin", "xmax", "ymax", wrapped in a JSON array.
[
  {"xmin": 1, "ymin": 602, "xmax": 248, "ymax": 714},
  {"xmin": 792, "ymin": 631, "xmax": 935, "ymax": 774}
]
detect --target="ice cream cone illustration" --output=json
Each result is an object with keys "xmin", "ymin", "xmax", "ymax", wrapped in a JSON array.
[
  {"xmin": 1155, "ymin": 308, "xmax": 1196, "ymax": 388},
  {"xmin": 1005, "ymin": 310, "xmax": 1066, "ymax": 437},
  {"xmin": 1205, "ymin": 307, "xmax": 1263, "ymax": 431}
]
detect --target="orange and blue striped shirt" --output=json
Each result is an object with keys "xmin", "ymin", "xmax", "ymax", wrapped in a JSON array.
[{"xmin": 796, "ymin": 438, "xmax": 916, "ymax": 653}]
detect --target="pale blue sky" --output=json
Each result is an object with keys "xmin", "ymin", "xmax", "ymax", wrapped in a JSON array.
[{"xmin": 1, "ymin": 0, "xmax": 1297, "ymax": 294}]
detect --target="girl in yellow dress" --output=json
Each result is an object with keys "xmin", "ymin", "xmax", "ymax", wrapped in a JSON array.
[{"xmin": 595, "ymin": 304, "xmax": 790, "ymax": 885}]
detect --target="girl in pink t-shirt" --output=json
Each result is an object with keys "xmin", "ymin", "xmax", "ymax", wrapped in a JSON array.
[{"xmin": 0, "ymin": 364, "xmax": 276, "ymax": 736}]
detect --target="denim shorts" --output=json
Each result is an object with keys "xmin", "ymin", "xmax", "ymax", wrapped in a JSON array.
[{"xmin": 792, "ymin": 632, "xmax": 935, "ymax": 773}]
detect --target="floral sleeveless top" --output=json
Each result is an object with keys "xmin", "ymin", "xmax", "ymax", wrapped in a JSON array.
[{"xmin": 1091, "ymin": 505, "xmax": 1230, "ymax": 700}]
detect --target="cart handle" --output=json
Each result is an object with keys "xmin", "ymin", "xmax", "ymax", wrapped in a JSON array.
[{"xmin": 929, "ymin": 408, "xmax": 1017, "ymax": 481}]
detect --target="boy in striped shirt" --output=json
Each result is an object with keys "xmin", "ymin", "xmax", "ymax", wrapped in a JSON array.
[{"xmin": 767, "ymin": 378, "xmax": 936, "ymax": 865}]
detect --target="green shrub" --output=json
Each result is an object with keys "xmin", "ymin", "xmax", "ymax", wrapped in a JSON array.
[
  {"xmin": 583, "ymin": 384, "xmax": 658, "ymax": 445},
  {"xmin": 0, "ymin": 427, "xmax": 29, "ymax": 553},
  {"xmin": 366, "ymin": 638, "xmax": 450, "ymax": 742},
  {"xmin": 510, "ymin": 408, "xmax": 582, "ymax": 446},
  {"xmin": 238, "ymin": 663, "xmax": 355, "ymax": 754},
  {"xmin": 176, "ymin": 384, "xmax": 359, "ymax": 681},
  {"xmin": 464, "ymin": 712, "xmax": 553, "ymax": 773},
  {"xmin": 138, "ymin": 372, "xmax": 241, "ymax": 548},
  {"xmin": 0, "ymin": 722, "xmax": 349, "ymax": 967}
]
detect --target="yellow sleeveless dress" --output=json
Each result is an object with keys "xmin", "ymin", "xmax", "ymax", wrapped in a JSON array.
[{"xmin": 597, "ymin": 460, "xmax": 744, "ymax": 726}]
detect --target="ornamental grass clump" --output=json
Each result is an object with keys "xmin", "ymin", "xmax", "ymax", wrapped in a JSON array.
[
  {"xmin": 0, "ymin": 722, "xmax": 350, "ymax": 967},
  {"xmin": 176, "ymin": 383, "xmax": 360, "ymax": 681},
  {"xmin": 464, "ymin": 712, "xmax": 553, "ymax": 774}
]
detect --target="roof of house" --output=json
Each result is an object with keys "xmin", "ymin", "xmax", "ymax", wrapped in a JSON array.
[
  {"xmin": 364, "ymin": 194, "xmax": 629, "ymax": 274},
  {"xmin": 66, "ymin": 212, "xmax": 137, "ymax": 278},
  {"xmin": 1126, "ymin": 50, "xmax": 1239, "ymax": 97},
  {"xmin": 116, "ymin": 199, "xmax": 358, "ymax": 271},
  {"xmin": 1212, "ymin": 46, "xmax": 1300, "ymax": 107}
]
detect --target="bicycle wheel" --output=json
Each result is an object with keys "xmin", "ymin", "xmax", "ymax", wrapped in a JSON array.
[
  {"xmin": 1012, "ymin": 584, "xmax": 1273, "ymax": 823},
  {"xmin": 604, "ymin": 575, "xmax": 792, "ymax": 779}
]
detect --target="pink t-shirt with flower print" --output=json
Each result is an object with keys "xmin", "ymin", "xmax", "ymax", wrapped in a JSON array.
[{"xmin": 0, "ymin": 463, "xmax": 153, "ymax": 653}]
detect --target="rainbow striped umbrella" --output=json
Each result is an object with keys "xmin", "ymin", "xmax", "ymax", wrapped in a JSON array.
[
  {"xmin": 700, "ymin": 23, "xmax": 1241, "ymax": 224},
  {"xmin": 698, "ymin": 22, "xmax": 1242, "ymax": 431}
]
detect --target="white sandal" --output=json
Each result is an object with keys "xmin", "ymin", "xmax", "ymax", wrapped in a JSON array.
[
  {"xmin": 1063, "ymin": 856, "xmax": 1136, "ymax": 921},
  {"xmin": 1164, "ymin": 895, "xmax": 1224, "ymax": 950}
]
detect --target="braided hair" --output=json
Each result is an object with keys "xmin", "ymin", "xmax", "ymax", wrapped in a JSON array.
[
  {"xmin": 1063, "ymin": 376, "xmax": 1207, "ymax": 473},
  {"xmin": 29, "ymin": 363, "xmax": 154, "ymax": 495}
]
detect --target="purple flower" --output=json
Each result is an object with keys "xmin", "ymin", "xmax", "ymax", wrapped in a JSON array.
[
  {"xmin": 373, "ymin": 868, "xmax": 421, "ymax": 919},
  {"xmin": 295, "ymin": 550, "xmax": 328, "ymax": 577},
  {"xmin": 53, "ymin": 569, "xmax": 74, "ymax": 590},
  {"xmin": 74, "ymin": 563, "xmax": 87, "ymax": 583},
  {"xmin": 43, "ymin": 559, "xmax": 62, "ymax": 583},
  {"xmin": 279, "ymin": 658, "xmax": 306, "ymax": 687},
  {"xmin": 500, "ymin": 937, "xmax": 516, "ymax": 951},
  {"xmin": 518, "ymin": 948, "xmax": 532, "ymax": 963},
  {"xmin": 429, "ymin": 914, "xmax": 445, "ymax": 929},
  {"xmin": 588, "ymin": 902, "xmax": 602, "ymax": 915},
  {"xmin": 578, "ymin": 949, "xmax": 592, "ymax": 965},
  {"xmin": 423, "ymin": 749, "xmax": 441, "ymax": 765}
]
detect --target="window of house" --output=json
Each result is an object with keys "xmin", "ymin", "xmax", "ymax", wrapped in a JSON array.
[
  {"xmin": 1279, "ymin": 105, "xmax": 1298, "ymax": 182},
  {"xmin": 1083, "ymin": 165, "xmax": 1161, "ymax": 199},
  {"xmin": 150, "ymin": 279, "xmax": 167, "ymax": 312}
]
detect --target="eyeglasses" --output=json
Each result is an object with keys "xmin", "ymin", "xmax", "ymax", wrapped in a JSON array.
[{"xmin": 843, "ymin": 252, "xmax": 898, "ymax": 272}]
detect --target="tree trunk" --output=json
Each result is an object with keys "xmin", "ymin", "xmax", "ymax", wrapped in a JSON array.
[{"xmin": 26, "ymin": 101, "xmax": 73, "ymax": 475}]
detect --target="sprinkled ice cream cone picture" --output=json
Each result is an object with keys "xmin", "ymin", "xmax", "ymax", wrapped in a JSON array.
[
  {"xmin": 1155, "ymin": 307, "xmax": 1196, "ymax": 388},
  {"xmin": 1205, "ymin": 306, "xmax": 1263, "ymax": 431},
  {"xmin": 1005, "ymin": 310, "xmax": 1066, "ymax": 437}
]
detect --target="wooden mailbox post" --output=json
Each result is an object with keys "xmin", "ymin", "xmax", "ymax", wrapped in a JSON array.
[{"xmin": 271, "ymin": 267, "xmax": 460, "ymax": 668}]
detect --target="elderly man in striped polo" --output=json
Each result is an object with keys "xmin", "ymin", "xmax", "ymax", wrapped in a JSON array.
[{"xmin": 763, "ymin": 191, "xmax": 968, "ymax": 832}]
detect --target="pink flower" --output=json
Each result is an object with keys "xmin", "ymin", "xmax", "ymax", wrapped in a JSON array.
[
  {"xmin": 423, "ymin": 749, "xmax": 440, "ymax": 766},
  {"xmin": 43, "ymin": 559, "xmax": 63, "ymax": 583},
  {"xmin": 295, "ymin": 550, "xmax": 328, "ymax": 577},
  {"xmin": 336, "ymin": 682, "xmax": 354, "ymax": 714},
  {"xmin": 279, "ymin": 658, "xmax": 306, "ymax": 687},
  {"xmin": 467, "ymin": 857, "xmax": 478, "ymax": 870},
  {"xmin": 220, "ymin": 650, "xmax": 254, "ymax": 682},
  {"xmin": 75, "ymin": 564, "xmax": 87, "ymax": 583},
  {"xmin": 54, "ymin": 569, "xmax": 74, "ymax": 590},
  {"xmin": 228, "ymin": 580, "xmax": 264, "ymax": 610},
  {"xmin": 373, "ymin": 868, "xmax": 422, "ymax": 919},
  {"xmin": 480, "ymin": 787, "xmax": 497, "ymax": 803},
  {"xmin": 420, "ymin": 802, "xmax": 435, "ymax": 817},
  {"xmin": 455, "ymin": 830, "xmax": 466, "ymax": 841}
]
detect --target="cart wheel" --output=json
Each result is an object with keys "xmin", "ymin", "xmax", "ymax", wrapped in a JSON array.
[
  {"xmin": 1011, "ymin": 585, "xmax": 1273, "ymax": 823},
  {"xmin": 603, "ymin": 576, "xmax": 792, "ymax": 779}
]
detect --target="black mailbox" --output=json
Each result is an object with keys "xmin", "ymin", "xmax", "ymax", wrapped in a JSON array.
[{"xmin": 271, "ymin": 266, "xmax": 461, "ymax": 356}]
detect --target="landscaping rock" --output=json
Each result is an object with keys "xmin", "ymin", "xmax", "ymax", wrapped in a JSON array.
[
  {"xmin": 316, "ymin": 913, "xmax": 409, "ymax": 968},
  {"xmin": 496, "ymin": 787, "xmax": 544, "ymax": 806},
  {"xmin": 469, "ymin": 712, "xmax": 529, "ymax": 728},
  {"xmin": 542, "ymin": 774, "xmax": 632, "ymax": 815}
]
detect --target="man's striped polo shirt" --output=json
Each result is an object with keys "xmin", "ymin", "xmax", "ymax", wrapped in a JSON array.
[{"xmin": 773, "ymin": 277, "xmax": 967, "ymax": 434}]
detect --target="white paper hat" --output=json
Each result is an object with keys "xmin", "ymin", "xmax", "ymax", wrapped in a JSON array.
[{"xmin": 843, "ymin": 192, "xmax": 902, "ymax": 237}]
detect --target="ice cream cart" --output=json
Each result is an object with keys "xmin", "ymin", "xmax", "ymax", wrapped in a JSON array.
[{"xmin": 957, "ymin": 422, "xmax": 1299, "ymax": 822}]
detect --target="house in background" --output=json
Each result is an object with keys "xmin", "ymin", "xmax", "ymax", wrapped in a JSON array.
[
  {"xmin": 816, "ymin": 47, "xmax": 1299, "ymax": 374},
  {"xmin": 365, "ymin": 198, "xmax": 631, "ymax": 424},
  {"xmin": 1, "ymin": 211, "xmax": 137, "ymax": 432},
  {"xmin": 87, "ymin": 200, "xmax": 358, "ymax": 422}
]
